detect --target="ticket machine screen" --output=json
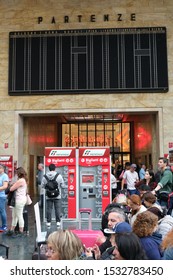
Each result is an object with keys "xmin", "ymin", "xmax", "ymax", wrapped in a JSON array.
[{"xmin": 82, "ymin": 174, "xmax": 95, "ymax": 184}]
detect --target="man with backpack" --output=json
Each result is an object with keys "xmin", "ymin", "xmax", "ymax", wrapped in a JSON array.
[{"xmin": 41, "ymin": 164, "xmax": 64, "ymax": 229}]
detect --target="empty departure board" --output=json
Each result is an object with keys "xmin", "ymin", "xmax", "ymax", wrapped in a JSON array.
[{"xmin": 8, "ymin": 27, "xmax": 168, "ymax": 95}]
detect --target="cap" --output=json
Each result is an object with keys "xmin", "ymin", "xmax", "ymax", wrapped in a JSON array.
[
  {"xmin": 104, "ymin": 222, "xmax": 132, "ymax": 234},
  {"xmin": 131, "ymin": 164, "xmax": 137, "ymax": 168}
]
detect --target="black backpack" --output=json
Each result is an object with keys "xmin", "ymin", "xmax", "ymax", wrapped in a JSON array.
[{"xmin": 44, "ymin": 173, "xmax": 59, "ymax": 198}]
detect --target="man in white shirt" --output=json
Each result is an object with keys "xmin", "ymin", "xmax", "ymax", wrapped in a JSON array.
[
  {"xmin": 121, "ymin": 164, "xmax": 139, "ymax": 196},
  {"xmin": 111, "ymin": 173, "xmax": 117, "ymax": 200}
]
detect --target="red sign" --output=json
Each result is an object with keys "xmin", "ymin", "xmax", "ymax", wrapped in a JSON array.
[
  {"xmin": 0, "ymin": 155, "xmax": 13, "ymax": 180},
  {"xmin": 79, "ymin": 147, "xmax": 110, "ymax": 167}
]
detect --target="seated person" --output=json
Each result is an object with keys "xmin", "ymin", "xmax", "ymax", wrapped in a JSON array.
[{"xmin": 133, "ymin": 211, "xmax": 163, "ymax": 260}]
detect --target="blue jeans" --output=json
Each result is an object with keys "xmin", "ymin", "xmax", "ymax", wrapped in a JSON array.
[
  {"xmin": 0, "ymin": 197, "xmax": 7, "ymax": 227},
  {"xmin": 127, "ymin": 189, "xmax": 139, "ymax": 196},
  {"xmin": 46, "ymin": 199, "xmax": 61, "ymax": 223}
]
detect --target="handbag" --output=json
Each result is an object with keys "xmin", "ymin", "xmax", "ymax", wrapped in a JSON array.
[
  {"xmin": 26, "ymin": 194, "xmax": 32, "ymax": 205},
  {"xmin": 7, "ymin": 191, "xmax": 16, "ymax": 207}
]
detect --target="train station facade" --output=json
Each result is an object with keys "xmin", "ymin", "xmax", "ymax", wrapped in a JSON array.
[{"xmin": 0, "ymin": 0, "xmax": 172, "ymax": 194}]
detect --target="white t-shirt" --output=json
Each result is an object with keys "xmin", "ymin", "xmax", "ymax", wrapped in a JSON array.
[
  {"xmin": 123, "ymin": 170, "xmax": 139, "ymax": 190},
  {"xmin": 111, "ymin": 174, "xmax": 117, "ymax": 189}
]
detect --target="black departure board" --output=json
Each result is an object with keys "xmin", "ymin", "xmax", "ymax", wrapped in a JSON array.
[{"xmin": 8, "ymin": 27, "xmax": 168, "ymax": 95}]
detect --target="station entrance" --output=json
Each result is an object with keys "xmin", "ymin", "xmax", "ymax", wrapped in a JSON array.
[{"xmin": 20, "ymin": 111, "xmax": 158, "ymax": 195}]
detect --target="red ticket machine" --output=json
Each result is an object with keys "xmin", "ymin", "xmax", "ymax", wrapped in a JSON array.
[
  {"xmin": 0, "ymin": 155, "xmax": 13, "ymax": 181},
  {"xmin": 44, "ymin": 147, "xmax": 77, "ymax": 219},
  {"xmin": 78, "ymin": 147, "xmax": 111, "ymax": 218}
]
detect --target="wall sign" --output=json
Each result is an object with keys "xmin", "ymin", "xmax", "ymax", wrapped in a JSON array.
[{"xmin": 9, "ymin": 27, "xmax": 168, "ymax": 95}]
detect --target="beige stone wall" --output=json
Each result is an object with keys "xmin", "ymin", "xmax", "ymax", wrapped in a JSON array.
[{"xmin": 0, "ymin": 0, "xmax": 173, "ymax": 166}]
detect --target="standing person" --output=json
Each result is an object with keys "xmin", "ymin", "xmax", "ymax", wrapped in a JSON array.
[
  {"xmin": 5, "ymin": 167, "xmax": 27, "ymax": 237},
  {"xmin": 41, "ymin": 164, "xmax": 64, "ymax": 229},
  {"xmin": 121, "ymin": 163, "xmax": 139, "ymax": 196},
  {"xmin": 139, "ymin": 164, "xmax": 146, "ymax": 180},
  {"xmin": 111, "ymin": 167, "xmax": 117, "ymax": 200},
  {"xmin": 0, "ymin": 164, "xmax": 9, "ymax": 232},
  {"xmin": 151, "ymin": 157, "xmax": 173, "ymax": 207},
  {"xmin": 36, "ymin": 163, "xmax": 44, "ymax": 208},
  {"xmin": 118, "ymin": 161, "xmax": 131, "ymax": 190}
]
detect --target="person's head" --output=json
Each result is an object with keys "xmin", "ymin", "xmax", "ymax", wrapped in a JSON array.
[
  {"xmin": 127, "ymin": 194, "xmax": 142, "ymax": 212},
  {"xmin": 138, "ymin": 184, "xmax": 151, "ymax": 197},
  {"xmin": 49, "ymin": 164, "xmax": 56, "ymax": 171},
  {"xmin": 107, "ymin": 208, "xmax": 126, "ymax": 229},
  {"xmin": 104, "ymin": 221, "xmax": 132, "ymax": 235},
  {"xmin": 143, "ymin": 192, "xmax": 157, "ymax": 208},
  {"xmin": 16, "ymin": 167, "xmax": 28, "ymax": 181},
  {"xmin": 147, "ymin": 207, "xmax": 163, "ymax": 221},
  {"xmin": 133, "ymin": 211, "xmax": 158, "ymax": 237},
  {"xmin": 144, "ymin": 169, "xmax": 155, "ymax": 182},
  {"xmin": 158, "ymin": 157, "xmax": 168, "ymax": 171},
  {"xmin": 125, "ymin": 162, "xmax": 131, "ymax": 170},
  {"xmin": 113, "ymin": 193, "xmax": 127, "ymax": 205},
  {"xmin": 38, "ymin": 163, "xmax": 44, "ymax": 170},
  {"xmin": 141, "ymin": 164, "xmax": 146, "ymax": 170},
  {"xmin": 130, "ymin": 163, "xmax": 137, "ymax": 172},
  {"xmin": 46, "ymin": 230, "xmax": 84, "ymax": 260},
  {"xmin": 112, "ymin": 232, "xmax": 147, "ymax": 260},
  {"xmin": 0, "ymin": 164, "xmax": 6, "ymax": 174}
]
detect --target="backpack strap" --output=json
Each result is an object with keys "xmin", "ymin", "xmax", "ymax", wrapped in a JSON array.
[
  {"xmin": 44, "ymin": 174, "xmax": 49, "ymax": 181},
  {"xmin": 54, "ymin": 173, "xmax": 59, "ymax": 181}
]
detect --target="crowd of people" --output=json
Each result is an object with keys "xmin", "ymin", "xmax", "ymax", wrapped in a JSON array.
[
  {"xmin": 1, "ymin": 156, "xmax": 173, "ymax": 260},
  {"xmin": 38, "ymin": 156, "xmax": 173, "ymax": 260}
]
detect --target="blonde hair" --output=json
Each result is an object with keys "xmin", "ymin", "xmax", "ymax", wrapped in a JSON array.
[{"xmin": 47, "ymin": 229, "xmax": 84, "ymax": 260}]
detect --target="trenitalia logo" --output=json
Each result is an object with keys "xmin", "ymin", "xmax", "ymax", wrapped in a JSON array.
[
  {"xmin": 49, "ymin": 149, "xmax": 72, "ymax": 157},
  {"xmin": 82, "ymin": 149, "xmax": 106, "ymax": 156},
  {"xmin": 0, "ymin": 156, "xmax": 10, "ymax": 161}
]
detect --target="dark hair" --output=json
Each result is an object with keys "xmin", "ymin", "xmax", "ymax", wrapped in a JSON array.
[
  {"xmin": 146, "ymin": 169, "xmax": 155, "ymax": 182},
  {"xmin": 143, "ymin": 192, "xmax": 156, "ymax": 204},
  {"xmin": 159, "ymin": 157, "xmax": 168, "ymax": 164},
  {"xmin": 114, "ymin": 232, "xmax": 148, "ymax": 260},
  {"xmin": 147, "ymin": 207, "xmax": 163, "ymax": 220},
  {"xmin": 125, "ymin": 162, "xmax": 131, "ymax": 167},
  {"xmin": 49, "ymin": 164, "xmax": 56, "ymax": 171}
]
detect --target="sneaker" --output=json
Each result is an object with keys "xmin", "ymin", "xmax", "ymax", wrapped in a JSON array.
[
  {"xmin": 46, "ymin": 222, "xmax": 51, "ymax": 228},
  {"xmin": 4, "ymin": 230, "xmax": 14, "ymax": 236},
  {"xmin": 0, "ymin": 226, "xmax": 7, "ymax": 232},
  {"xmin": 56, "ymin": 222, "xmax": 60, "ymax": 227},
  {"xmin": 11, "ymin": 232, "xmax": 25, "ymax": 238}
]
